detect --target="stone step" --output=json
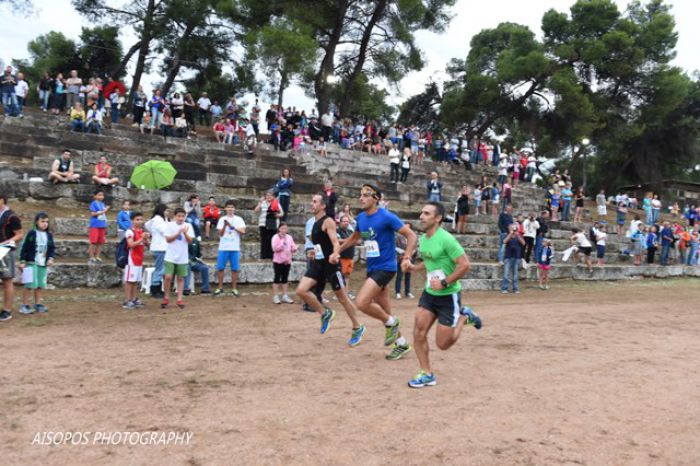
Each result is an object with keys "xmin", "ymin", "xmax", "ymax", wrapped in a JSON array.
[{"xmin": 41, "ymin": 260, "xmax": 311, "ymax": 288}]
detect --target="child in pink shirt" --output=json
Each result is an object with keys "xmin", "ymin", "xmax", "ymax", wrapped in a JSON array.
[{"xmin": 271, "ymin": 223, "xmax": 298, "ymax": 304}]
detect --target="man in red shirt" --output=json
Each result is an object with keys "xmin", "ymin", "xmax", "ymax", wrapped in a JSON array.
[
  {"xmin": 123, "ymin": 212, "xmax": 149, "ymax": 309},
  {"xmin": 202, "ymin": 197, "xmax": 221, "ymax": 240}
]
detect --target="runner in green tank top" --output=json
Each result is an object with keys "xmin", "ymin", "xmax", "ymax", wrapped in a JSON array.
[{"xmin": 404, "ymin": 202, "xmax": 483, "ymax": 388}]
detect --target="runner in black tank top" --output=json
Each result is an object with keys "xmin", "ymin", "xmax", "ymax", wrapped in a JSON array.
[{"xmin": 296, "ymin": 193, "xmax": 366, "ymax": 346}]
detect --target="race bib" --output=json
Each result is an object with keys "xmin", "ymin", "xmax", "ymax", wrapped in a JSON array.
[
  {"xmin": 314, "ymin": 244, "xmax": 324, "ymax": 260},
  {"xmin": 427, "ymin": 269, "xmax": 446, "ymax": 289},
  {"xmin": 365, "ymin": 240, "xmax": 380, "ymax": 258}
]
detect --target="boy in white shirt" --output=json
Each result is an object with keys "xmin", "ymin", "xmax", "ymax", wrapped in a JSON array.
[
  {"xmin": 214, "ymin": 200, "xmax": 246, "ymax": 297},
  {"xmin": 571, "ymin": 228, "xmax": 593, "ymax": 272},
  {"xmin": 595, "ymin": 224, "xmax": 607, "ymax": 266},
  {"xmin": 162, "ymin": 208, "xmax": 194, "ymax": 309},
  {"xmin": 14, "ymin": 72, "xmax": 29, "ymax": 118}
]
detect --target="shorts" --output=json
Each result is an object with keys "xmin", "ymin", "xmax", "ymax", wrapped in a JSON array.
[
  {"xmin": 217, "ymin": 250, "xmax": 240, "ymax": 271},
  {"xmin": 123, "ymin": 264, "xmax": 143, "ymax": 283},
  {"xmin": 89, "ymin": 227, "xmax": 106, "ymax": 245},
  {"xmin": 367, "ymin": 270, "xmax": 396, "ymax": 290},
  {"xmin": 596, "ymin": 245, "xmax": 606, "ymax": 259},
  {"xmin": 597, "ymin": 205, "xmax": 607, "ymax": 216},
  {"xmin": 0, "ymin": 250, "xmax": 16, "ymax": 279},
  {"xmin": 537, "ymin": 264, "xmax": 551, "ymax": 271},
  {"xmin": 579, "ymin": 246, "xmax": 592, "ymax": 256},
  {"xmin": 340, "ymin": 257, "xmax": 354, "ymax": 276},
  {"xmin": 22, "ymin": 263, "xmax": 47, "ymax": 289},
  {"xmin": 304, "ymin": 260, "xmax": 345, "ymax": 291},
  {"xmin": 164, "ymin": 261, "xmax": 188, "ymax": 277},
  {"xmin": 418, "ymin": 290, "xmax": 462, "ymax": 328},
  {"xmin": 273, "ymin": 262, "xmax": 291, "ymax": 284}
]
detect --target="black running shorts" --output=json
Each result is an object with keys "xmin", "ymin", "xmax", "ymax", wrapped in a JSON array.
[
  {"xmin": 366, "ymin": 270, "xmax": 396, "ymax": 290},
  {"xmin": 418, "ymin": 290, "xmax": 462, "ymax": 328},
  {"xmin": 305, "ymin": 260, "xmax": 345, "ymax": 291}
]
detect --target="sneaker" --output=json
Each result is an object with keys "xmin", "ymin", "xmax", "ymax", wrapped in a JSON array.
[
  {"xmin": 514, "ymin": 290, "xmax": 520, "ymax": 294},
  {"xmin": 396, "ymin": 293, "xmax": 402, "ymax": 300},
  {"xmin": 231, "ymin": 289, "xmax": 240, "ymax": 297},
  {"xmin": 34, "ymin": 303, "xmax": 49, "ymax": 313},
  {"xmin": 460, "ymin": 306, "xmax": 482, "ymax": 330},
  {"xmin": 183, "ymin": 290, "xmax": 191, "ymax": 296},
  {"xmin": 20, "ymin": 304, "xmax": 34, "ymax": 314},
  {"xmin": 281, "ymin": 295, "xmax": 294, "ymax": 304},
  {"xmin": 0, "ymin": 310, "xmax": 11, "ymax": 322},
  {"xmin": 160, "ymin": 298, "xmax": 169, "ymax": 309},
  {"xmin": 200, "ymin": 289, "xmax": 211, "ymax": 294},
  {"xmin": 408, "ymin": 371, "xmax": 437, "ymax": 388},
  {"xmin": 384, "ymin": 318, "xmax": 401, "ymax": 346},
  {"xmin": 94, "ymin": 257, "xmax": 103, "ymax": 263},
  {"xmin": 123, "ymin": 301, "xmax": 136, "ymax": 310},
  {"xmin": 273, "ymin": 295, "xmax": 281, "ymax": 305},
  {"xmin": 320, "ymin": 308, "xmax": 336, "ymax": 334},
  {"xmin": 407, "ymin": 293, "xmax": 415, "ymax": 299},
  {"xmin": 176, "ymin": 300, "xmax": 185, "ymax": 309},
  {"xmin": 131, "ymin": 299, "xmax": 145, "ymax": 308},
  {"xmin": 348, "ymin": 324, "xmax": 366, "ymax": 347},
  {"xmin": 386, "ymin": 343, "xmax": 412, "ymax": 360},
  {"xmin": 501, "ymin": 290, "xmax": 509, "ymax": 294},
  {"xmin": 213, "ymin": 289, "xmax": 223, "ymax": 297}
]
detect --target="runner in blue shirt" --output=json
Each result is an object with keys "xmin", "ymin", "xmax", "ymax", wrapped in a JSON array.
[{"xmin": 337, "ymin": 183, "xmax": 417, "ymax": 360}]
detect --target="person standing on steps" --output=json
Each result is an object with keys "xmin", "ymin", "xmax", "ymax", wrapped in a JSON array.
[
  {"xmin": 497, "ymin": 204, "xmax": 514, "ymax": 264},
  {"xmin": 426, "ymin": 172, "xmax": 443, "ymax": 202},
  {"xmin": 295, "ymin": 194, "xmax": 366, "ymax": 347},
  {"xmin": 0, "ymin": 194, "xmax": 23, "ymax": 322},
  {"xmin": 145, "ymin": 204, "xmax": 169, "ymax": 299},
  {"xmin": 337, "ymin": 183, "xmax": 417, "ymax": 360},
  {"xmin": 404, "ymin": 201, "xmax": 482, "ymax": 388},
  {"xmin": 276, "ymin": 168, "xmax": 294, "ymax": 222}
]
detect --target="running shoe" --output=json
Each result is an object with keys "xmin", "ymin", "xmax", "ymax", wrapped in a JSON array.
[
  {"xmin": 123, "ymin": 301, "xmax": 136, "ymax": 310},
  {"xmin": 160, "ymin": 298, "xmax": 169, "ymax": 309},
  {"xmin": 320, "ymin": 308, "xmax": 336, "ymax": 334},
  {"xmin": 231, "ymin": 289, "xmax": 240, "ymax": 297},
  {"xmin": 386, "ymin": 343, "xmax": 412, "ymax": 360},
  {"xmin": 407, "ymin": 293, "xmax": 415, "ymax": 299},
  {"xmin": 20, "ymin": 304, "xmax": 34, "ymax": 314},
  {"xmin": 131, "ymin": 299, "xmax": 145, "ymax": 308},
  {"xmin": 273, "ymin": 295, "xmax": 281, "ymax": 305},
  {"xmin": 213, "ymin": 289, "xmax": 223, "ymax": 297},
  {"xmin": 0, "ymin": 310, "xmax": 12, "ymax": 322},
  {"xmin": 34, "ymin": 303, "xmax": 49, "ymax": 313},
  {"xmin": 348, "ymin": 324, "xmax": 366, "ymax": 347},
  {"xmin": 384, "ymin": 318, "xmax": 401, "ymax": 346},
  {"xmin": 395, "ymin": 293, "xmax": 402, "ymax": 300},
  {"xmin": 408, "ymin": 371, "xmax": 437, "ymax": 388},
  {"xmin": 460, "ymin": 306, "xmax": 482, "ymax": 330}
]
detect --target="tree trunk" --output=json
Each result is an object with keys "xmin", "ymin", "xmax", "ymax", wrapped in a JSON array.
[
  {"xmin": 161, "ymin": 22, "xmax": 197, "ymax": 96},
  {"xmin": 110, "ymin": 40, "xmax": 142, "ymax": 79},
  {"xmin": 126, "ymin": 0, "xmax": 156, "ymax": 111},
  {"xmin": 277, "ymin": 70, "xmax": 288, "ymax": 108},
  {"xmin": 314, "ymin": 0, "xmax": 349, "ymax": 115},
  {"xmin": 338, "ymin": 0, "xmax": 387, "ymax": 117}
]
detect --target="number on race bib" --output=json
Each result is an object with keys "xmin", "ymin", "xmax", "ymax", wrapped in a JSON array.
[
  {"xmin": 365, "ymin": 240, "xmax": 380, "ymax": 258},
  {"xmin": 314, "ymin": 244, "xmax": 324, "ymax": 260},
  {"xmin": 426, "ymin": 269, "xmax": 446, "ymax": 290}
]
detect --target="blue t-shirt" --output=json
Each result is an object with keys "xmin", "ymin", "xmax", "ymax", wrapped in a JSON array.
[
  {"xmin": 504, "ymin": 237, "xmax": 523, "ymax": 259},
  {"xmin": 660, "ymin": 227, "xmax": 674, "ymax": 246},
  {"xmin": 90, "ymin": 201, "xmax": 107, "ymax": 229},
  {"xmin": 356, "ymin": 208, "xmax": 404, "ymax": 272},
  {"xmin": 117, "ymin": 210, "xmax": 132, "ymax": 231}
]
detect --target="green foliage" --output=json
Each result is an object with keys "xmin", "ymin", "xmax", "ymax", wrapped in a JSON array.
[
  {"xmin": 12, "ymin": 32, "xmax": 82, "ymax": 86},
  {"xmin": 79, "ymin": 26, "xmax": 124, "ymax": 78},
  {"xmin": 330, "ymin": 74, "xmax": 395, "ymax": 123},
  {"xmin": 397, "ymin": 81, "xmax": 441, "ymax": 129}
]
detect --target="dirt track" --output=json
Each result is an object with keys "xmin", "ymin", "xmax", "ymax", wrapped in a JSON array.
[{"xmin": 1, "ymin": 278, "xmax": 699, "ymax": 465}]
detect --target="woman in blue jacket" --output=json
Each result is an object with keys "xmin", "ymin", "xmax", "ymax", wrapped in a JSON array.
[{"xmin": 276, "ymin": 168, "xmax": 294, "ymax": 222}]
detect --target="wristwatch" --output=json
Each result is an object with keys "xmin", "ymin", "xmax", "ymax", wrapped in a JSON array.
[{"xmin": 440, "ymin": 279, "xmax": 449, "ymax": 288}]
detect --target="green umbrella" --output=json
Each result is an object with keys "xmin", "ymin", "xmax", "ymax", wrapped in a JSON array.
[{"xmin": 130, "ymin": 160, "xmax": 178, "ymax": 190}]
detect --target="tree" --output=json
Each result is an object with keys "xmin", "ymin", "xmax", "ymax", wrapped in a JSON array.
[
  {"xmin": 79, "ymin": 26, "xmax": 125, "ymax": 79},
  {"xmin": 397, "ymin": 81, "xmax": 442, "ymax": 129},
  {"xmin": 248, "ymin": 19, "xmax": 317, "ymax": 106},
  {"xmin": 0, "ymin": 0, "xmax": 34, "ymax": 15},
  {"xmin": 12, "ymin": 32, "xmax": 82, "ymax": 85}
]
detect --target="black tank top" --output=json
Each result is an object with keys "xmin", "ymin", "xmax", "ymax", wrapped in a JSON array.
[
  {"xmin": 311, "ymin": 215, "xmax": 334, "ymax": 261},
  {"xmin": 58, "ymin": 158, "xmax": 71, "ymax": 173}
]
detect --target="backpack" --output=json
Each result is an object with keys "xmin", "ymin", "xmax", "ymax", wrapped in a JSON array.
[{"xmin": 115, "ymin": 237, "xmax": 129, "ymax": 268}]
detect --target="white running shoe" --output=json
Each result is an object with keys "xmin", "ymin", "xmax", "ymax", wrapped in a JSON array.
[
  {"xmin": 281, "ymin": 295, "xmax": 294, "ymax": 304},
  {"xmin": 273, "ymin": 295, "xmax": 281, "ymax": 304},
  {"xmin": 395, "ymin": 293, "xmax": 402, "ymax": 300}
]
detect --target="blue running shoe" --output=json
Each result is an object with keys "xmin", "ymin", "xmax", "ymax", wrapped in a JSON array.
[
  {"xmin": 348, "ymin": 324, "xmax": 366, "ymax": 347},
  {"xmin": 320, "ymin": 308, "xmax": 336, "ymax": 334},
  {"xmin": 408, "ymin": 371, "xmax": 437, "ymax": 388},
  {"xmin": 461, "ymin": 306, "xmax": 482, "ymax": 330}
]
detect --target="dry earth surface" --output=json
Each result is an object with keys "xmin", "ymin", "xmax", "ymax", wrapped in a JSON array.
[{"xmin": 1, "ymin": 278, "xmax": 699, "ymax": 465}]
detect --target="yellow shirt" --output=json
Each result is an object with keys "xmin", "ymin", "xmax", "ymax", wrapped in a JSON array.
[{"xmin": 70, "ymin": 108, "xmax": 85, "ymax": 121}]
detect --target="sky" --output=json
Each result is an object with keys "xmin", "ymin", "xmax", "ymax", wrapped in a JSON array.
[{"xmin": 1, "ymin": 0, "xmax": 699, "ymax": 112}]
